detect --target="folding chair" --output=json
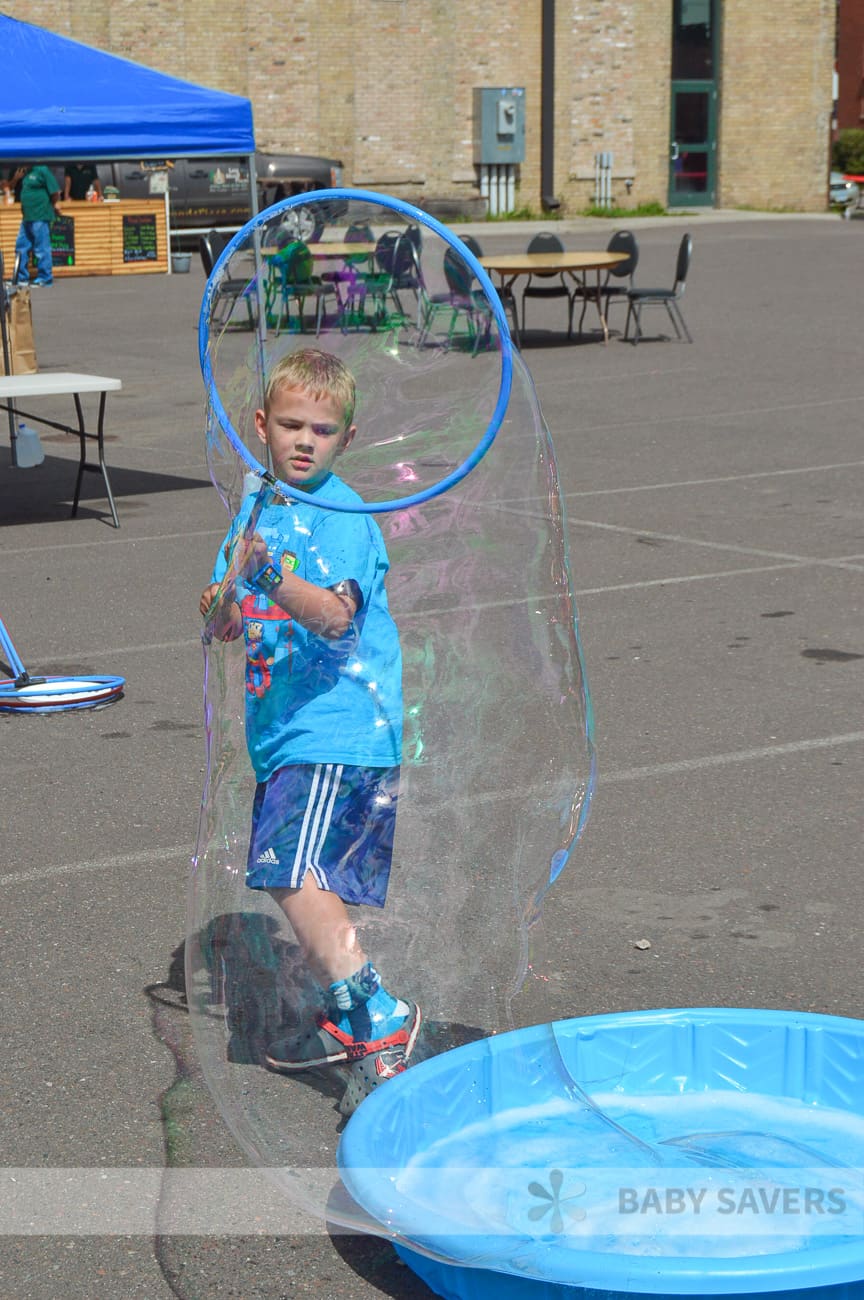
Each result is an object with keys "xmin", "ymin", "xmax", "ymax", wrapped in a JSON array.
[
  {"xmin": 576, "ymin": 229, "xmax": 639, "ymax": 337},
  {"xmin": 362, "ymin": 231, "xmax": 417, "ymax": 328},
  {"xmin": 322, "ymin": 222, "xmax": 374, "ymax": 328},
  {"xmin": 624, "ymin": 233, "xmax": 693, "ymax": 345},
  {"xmin": 521, "ymin": 232, "xmax": 576, "ymax": 339},
  {"xmin": 417, "ymin": 247, "xmax": 492, "ymax": 353},
  {"xmin": 199, "ymin": 230, "xmax": 256, "ymax": 329},
  {"xmin": 390, "ymin": 226, "xmax": 425, "ymax": 328},
  {"xmin": 456, "ymin": 235, "xmax": 518, "ymax": 344},
  {"xmin": 264, "ymin": 241, "xmax": 338, "ymax": 337}
]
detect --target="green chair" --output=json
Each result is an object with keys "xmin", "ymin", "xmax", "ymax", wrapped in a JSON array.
[
  {"xmin": 418, "ymin": 247, "xmax": 492, "ymax": 353},
  {"xmin": 265, "ymin": 240, "xmax": 338, "ymax": 336},
  {"xmin": 360, "ymin": 231, "xmax": 408, "ymax": 328}
]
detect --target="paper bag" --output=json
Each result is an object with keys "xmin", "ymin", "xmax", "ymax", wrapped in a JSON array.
[{"xmin": 2, "ymin": 286, "xmax": 38, "ymax": 376}]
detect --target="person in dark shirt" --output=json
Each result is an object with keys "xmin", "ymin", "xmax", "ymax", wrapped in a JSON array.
[
  {"xmin": 64, "ymin": 162, "xmax": 102, "ymax": 202},
  {"xmin": 1, "ymin": 165, "xmax": 25, "ymax": 203}
]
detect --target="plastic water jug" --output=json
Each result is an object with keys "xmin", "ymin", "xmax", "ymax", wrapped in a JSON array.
[{"xmin": 15, "ymin": 420, "xmax": 44, "ymax": 468}]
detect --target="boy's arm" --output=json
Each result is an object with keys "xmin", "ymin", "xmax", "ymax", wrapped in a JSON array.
[
  {"xmin": 263, "ymin": 570, "xmax": 358, "ymax": 639},
  {"xmin": 241, "ymin": 533, "xmax": 358, "ymax": 639}
]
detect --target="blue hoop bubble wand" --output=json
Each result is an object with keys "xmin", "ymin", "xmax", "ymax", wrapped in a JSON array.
[{"xmin": 198, "ymin": 189, "xmax": 514, "ymax": 516}]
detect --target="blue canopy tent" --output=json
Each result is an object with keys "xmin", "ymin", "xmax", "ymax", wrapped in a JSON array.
[
  {"xmin": 0, "ymin": 11, "xmax": 258, "ymax": 277},
  {"xmin": 0, "ymin": 16, "xmax": 256, "ymax": 707},
  {"xmin": 0, "ymin": 14, "xmax": 255, "ymax": 160},
  {"xmin": 0, "ymin": 14, "xmax": 257, "ymax": 456}
]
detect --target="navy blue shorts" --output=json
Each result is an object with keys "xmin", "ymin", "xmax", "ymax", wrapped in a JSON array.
[{"xmin": 246, "ymin": 763, "xmax": 400, "ymax": 908}]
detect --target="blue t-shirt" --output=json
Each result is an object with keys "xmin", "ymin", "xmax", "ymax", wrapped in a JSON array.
[{"xmin": 211, "ymin": 475, "xmax": 402, "ymax": 780}]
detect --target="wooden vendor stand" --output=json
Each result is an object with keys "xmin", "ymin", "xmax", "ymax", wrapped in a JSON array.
[{"xmin": 0, "ymin": 197, "xmax": 168, "ymax": 277}]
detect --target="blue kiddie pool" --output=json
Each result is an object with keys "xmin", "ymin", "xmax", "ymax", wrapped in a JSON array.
[{"xmin": 338, "ymin": 1009, "xmax": 864, "ymax": 1300}]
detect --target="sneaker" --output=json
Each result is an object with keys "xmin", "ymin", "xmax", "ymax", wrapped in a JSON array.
[
  {"xmin": 339, "ymin": 1036, "xmax": 419, "ymax": 1116},
  {"xmin": 31, "ymin": 279, "xmax": 53, "ymax": 287},
  {"xmin": 266, "ymin": 1000, "xmax": 421, "ymax": 1075}
]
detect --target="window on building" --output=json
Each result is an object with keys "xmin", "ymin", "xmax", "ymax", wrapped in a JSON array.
[{"xmin": 672, "ymin": 0, "xmax": 716, "ymax": 79}]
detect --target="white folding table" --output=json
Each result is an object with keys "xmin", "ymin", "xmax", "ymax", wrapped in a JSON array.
[{"xmin": 0, "ymin": 371, "xmax": 123, "ymax": 527}]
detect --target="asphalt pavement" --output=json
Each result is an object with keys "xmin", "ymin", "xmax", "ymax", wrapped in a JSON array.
[{"xmin": 1, "ymin": 207, "xmax": 862, "ymax": 1299}]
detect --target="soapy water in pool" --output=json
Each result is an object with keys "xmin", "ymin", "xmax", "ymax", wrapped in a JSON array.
[
  {"xmin": 559, "ymin": 1073, "xmax": 853, "ymax": 1170},
  {"xmin": 395, "ymin": 1090, "xmax": 864, "ymax": 1259}
]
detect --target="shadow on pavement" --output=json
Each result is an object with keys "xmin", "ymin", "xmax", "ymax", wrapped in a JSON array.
[
  {"xmin": 145, "ymin": 931, "xmax": 482, "ymax": 1298},
  {"xmin": 0, "ymin": 451, "xmax": 211, "ymax": 527}
]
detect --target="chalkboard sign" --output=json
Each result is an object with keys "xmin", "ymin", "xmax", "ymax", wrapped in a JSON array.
[
  {"xmin": 122, "ymin": 212, "xmax": 158, "ymax": 262},
  {"xmin": 51, "ymin": 216, "xmax": 75, "ymax": 267}
]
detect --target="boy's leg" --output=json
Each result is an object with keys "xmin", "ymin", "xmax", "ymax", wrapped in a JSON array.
[
  {"xmin": 270, "ymin": 873, "xmax": 365, "ymax": 986},
  {"xmin": 252, "ymin": 764, "xmax": 420, "ymax": 1110},
  {"xmin": 265, "ymin": 876, "xmax": 421, "ymax": 1105},
  {"xmin": 268, "ymin": 874, "xmax": 419, "ymax": 1046}
]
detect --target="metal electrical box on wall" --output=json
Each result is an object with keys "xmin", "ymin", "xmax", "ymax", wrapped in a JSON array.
[{"xmin": 473, "ymin": 87, "xmax": 526, "ymax": 163}]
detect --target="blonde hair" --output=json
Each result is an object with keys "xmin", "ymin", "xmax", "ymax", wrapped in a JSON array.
[{"xmin": 264, "ymin": 349, "xmax": 355, "ymax": 428}]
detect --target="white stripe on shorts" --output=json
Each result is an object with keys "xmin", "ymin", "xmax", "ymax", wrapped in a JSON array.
[{"xmin": 290, "ymin": 763, "xmax": 343, "ymax": 890}]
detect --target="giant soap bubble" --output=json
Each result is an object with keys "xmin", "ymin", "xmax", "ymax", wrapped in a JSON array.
[{"xmin": 186, "ymin": 191, "xmax": 596, "ymax": 1256}]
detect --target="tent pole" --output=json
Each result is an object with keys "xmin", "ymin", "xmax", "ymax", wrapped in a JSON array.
[
  {"xmin": 0, "ymin": 249, "xmax": 19, "ymax": 467},
  {"xmin": 248, "ymin": 152, "xmax": 260, "ymax": 222},
  {"xmin": 248, "ymin": 154, "xmax": 267, "ymax": 412},
  {"xmin": 165, "ymin": 191, "xmax": 172, "ymax": 274}
]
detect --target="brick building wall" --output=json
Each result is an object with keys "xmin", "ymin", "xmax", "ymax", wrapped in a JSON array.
[
  {"xmin": 719, "ymin": 0, "xmax": 835, "ymax": 211},
  {"xmin": 555, "ymin": 0, "xmax": 670, "ymax": 208},
  {"xmin": 3, "ymin": 0, "xmax": 835, "ymax": 214},
  {"xmin": 562, "ymin": 0, "xmax": 638, "ymax": 202},
  {"xmin": 631, "ymin": 0, "xmax": 674, "ymax": 207}
]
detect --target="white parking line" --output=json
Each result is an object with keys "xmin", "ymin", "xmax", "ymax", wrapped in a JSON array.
[
  {"xmin": 566, "ymin": 515, "xmax": 864, "ymax": 571},
  {"xmin": 573, "ymin": 562, "xmax": 805, "ymax": 596},
  {"xmin": 0, "ymin": 527, "xmax": 224, "ymax": 557},
  {"xmin": 602, "ymin": 732, "xmax": 864, "ymax": 784},
  {"xmin": 7, "ymin": 555, "xmax": 847, "ymax": 665},
  {"xmin": 4, "ymin": 462, "xmax": 862, "ymax": 558},
  {"xmin": 3, "ymin": 844, "xmax": 192, "ymax": 886},
  {"xmin": 564, "ymin": 459, "xmax": 864, "ymax": 498},
  {"xmin": 3, "ymin": 733, "xmax": 861, "ymax": 887},
  {"xmin": 574, "ymin": 395, "xmax": 864, "ymax": 433}
]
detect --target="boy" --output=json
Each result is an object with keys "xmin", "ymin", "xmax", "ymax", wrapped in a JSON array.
[{"xmin": 200, "ymin": 349, "xmax": 420, "ymax": 1116}]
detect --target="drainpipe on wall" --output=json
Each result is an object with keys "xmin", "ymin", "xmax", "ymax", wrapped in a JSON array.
[{"xmin": 541, "ymin": 0, "xmax": 561, "ymax": 211}]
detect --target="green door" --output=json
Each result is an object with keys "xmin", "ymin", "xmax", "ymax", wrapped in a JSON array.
[{"xmin": 669, "ymin": 81, "xmax": 717, "ymax": 206}]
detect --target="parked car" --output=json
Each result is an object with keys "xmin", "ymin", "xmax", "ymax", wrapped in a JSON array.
[
  {"xmin": 2, "ymin": 152, "xmax": 346, "ymax": 235},
  {"xmin": 255, "ymin": 154, "xmax": 347, "ymax": 238},
  {"xmin": 829, "ymin": 170, "xmax": 860, "ymax": 215}
]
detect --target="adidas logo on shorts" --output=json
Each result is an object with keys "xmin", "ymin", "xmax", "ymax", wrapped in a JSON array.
[{"xmin": 256, "ymin": 847, "xmax": 279, "ymax": 865}]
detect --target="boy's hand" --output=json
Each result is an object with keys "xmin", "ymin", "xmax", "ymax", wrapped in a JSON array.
[
  {"xmin": 199, "ymin": 582, "xmax": 221, "ymax": 617},
  {"xmin": 200, "ymin": 582, "xmax": 243, "ymax": 641},
  {"xmin": 237, "ymin": 531, "xmax": 271, "ymax": 584}
]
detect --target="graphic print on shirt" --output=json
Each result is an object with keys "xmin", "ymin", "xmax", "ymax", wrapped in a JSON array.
[{"xmin": 241, "ymin": 593, "xmax": 292, "ymax": 697}]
